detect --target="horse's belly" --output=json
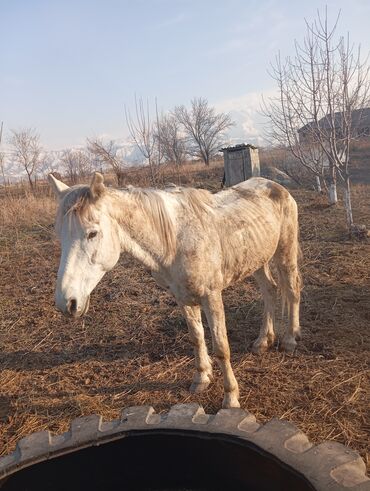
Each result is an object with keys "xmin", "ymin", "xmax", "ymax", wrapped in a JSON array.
[
  {"xmin": 221, "ymin": 231, "xmax": 279, "ymax": 286},
  {"xmin": 223, "ymin": 260, "xmax": 264, "ymax": 287}
]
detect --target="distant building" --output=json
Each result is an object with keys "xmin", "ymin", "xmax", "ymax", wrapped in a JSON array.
[
  {"xmin": 220, "ymin": 143, "xmax": 260, "ymax": 187},
  {"xmin": 298, "ymin": 107, "xmax": 370, "ymax": 143}
]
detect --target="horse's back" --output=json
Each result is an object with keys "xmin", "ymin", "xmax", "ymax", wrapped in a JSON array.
[
  {"xmin": 232, "ymin": 177, "xmax": 291, "ymax": 202},
  {"xmin": 214, "ymin": 178, "xmax": 293, "ymax": 215}
]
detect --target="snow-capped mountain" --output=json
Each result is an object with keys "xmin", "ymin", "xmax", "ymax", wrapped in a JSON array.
[{"xmin": 0, "ymin": 139, "xmax": 145, "ymax": 184}]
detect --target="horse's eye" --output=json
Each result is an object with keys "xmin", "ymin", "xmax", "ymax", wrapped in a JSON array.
[{"xmin": 87, "ymin": 231, "xmax": 98, "ymax": 240}]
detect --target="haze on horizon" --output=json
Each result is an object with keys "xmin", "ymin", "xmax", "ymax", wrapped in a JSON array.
[{"xmin": 1, "ymin": 0, "xmax": 370, "ymax": 151}]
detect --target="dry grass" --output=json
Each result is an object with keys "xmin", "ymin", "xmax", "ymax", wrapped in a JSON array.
[{"xmin": 0, "ymin": 168, "xmax": 369, "ymax": 472}]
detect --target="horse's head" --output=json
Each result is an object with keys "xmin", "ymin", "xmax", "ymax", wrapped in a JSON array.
[{"xmin": 49, "ymin": 173, "xmax": 121, "ymax": 318}]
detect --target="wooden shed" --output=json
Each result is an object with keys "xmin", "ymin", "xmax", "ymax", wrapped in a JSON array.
[{"xmin": 221, "ymin": 143, "xmax": 260, "ymax": 187}]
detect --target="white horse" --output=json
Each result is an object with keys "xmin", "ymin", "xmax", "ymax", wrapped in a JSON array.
[{"xmin": 49, "ymin": 173, "xmax": 301, "ymax": 408}]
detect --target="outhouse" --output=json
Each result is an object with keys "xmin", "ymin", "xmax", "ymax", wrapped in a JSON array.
[{"xmin": 221, "ymin": 143, "xmax": 260, "ymax": 187}]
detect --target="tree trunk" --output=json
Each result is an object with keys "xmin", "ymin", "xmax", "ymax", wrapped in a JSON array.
[
  {"xmin": 116, "ymin": 170, "xmax": 126, "ymax": 187},
  {"xmin": 148, "ymin": 158, "xmax": 156, "ymax": 186},
  {"xmin": 343, "ymin": 176, "xmax": 354, "ymax": 233},
  {"xmin": 328, "ymin": 183, "xmax": 337, "ymax": 204},
  {"xmin": 202, "ymin": 150, "xmax": 210, "ymax": 166},
  {"xmin": 327, "ymin": 166, "xmax": 337, "ymax": 205},
  {"xmin": 315, "ymin": 175, "xmax": 322, "ymax": 193},
  {"xmin": 175, "ymin": 162, "xmax": 181, "ymax": 185},
  {"xmin": 26, "ymin": 171, "xmax": 34, "ymax": 191}
]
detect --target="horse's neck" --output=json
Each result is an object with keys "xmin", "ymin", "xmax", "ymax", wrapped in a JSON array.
[{"xmin": 110, "ymin": 190, "xmax": 176, "ymax": 271}]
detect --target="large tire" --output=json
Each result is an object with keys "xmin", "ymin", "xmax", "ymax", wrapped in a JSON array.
[{"xmin": 0, "ymin": 404, "xmax": 369, "ymax": 490}]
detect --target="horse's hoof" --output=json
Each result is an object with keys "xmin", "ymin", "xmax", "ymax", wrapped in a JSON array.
[
  {"xmin": 251, "ymin": 332, "xmax": 275, "ymax": 354},
  {"xmin": 294, "ymin": 330, "xmax": 302, "ymax": 341},
  {"xmin": 189, "ymin": 381, "xmax": 210, "ymax": 394},
  {"xmin": 222, "ymin": 393, "xmax": 240, "ymax": 409},
  {"xmin": 280, "ymin": 336, "xmax": 297, "ymax": 353},
  {"xmin": 251, "ymin": 337, "xmax": 274, "ymax": 354},
  {"xmin": 251, "ymin": 341, "xmax": 268, "ymax": 354}
]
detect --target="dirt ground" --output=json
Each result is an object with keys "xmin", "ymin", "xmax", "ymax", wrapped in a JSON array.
[{"xmin": 0, "ymin": 169, "xmax": 369, "ymax": 471}]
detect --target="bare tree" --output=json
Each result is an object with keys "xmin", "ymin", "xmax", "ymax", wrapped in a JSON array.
[
  {"xmin": 39, "ymin": 152, "xmax": 60, "ymax": 179},
  {"xmin": 174, "ymin": 97, "xmax": 234, "ymax": 165},
  {"xmin": 9, "ymin": 128, "xmax": 43, "ymax": 190},
  {"xmin": 156, "ymin": 114, "xmax": 187, "ymax": 166},
  {"xmin": 60, "ymin": 149, "xmax": 91, "ymax": 184},
  {"xmin": 125, "ymin": 96, "xmax": 161, "ymax": 185},
  {"xmin": 87, "ymin": 138, "xmax": 126, "ymax": 186},
  {"xmin": 263, "ymin": 9, "xmax": 370, "ymax": 230}
]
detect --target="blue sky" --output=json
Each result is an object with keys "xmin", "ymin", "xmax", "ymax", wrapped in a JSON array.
[{"xmin": 1, "ymin": 0, "xmax": 370, "ymax": 149}]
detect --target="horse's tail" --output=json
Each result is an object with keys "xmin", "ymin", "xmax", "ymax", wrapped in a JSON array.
[{"xmin": 275, "ymin": 194, "xmax": 302, "ymax": 318}]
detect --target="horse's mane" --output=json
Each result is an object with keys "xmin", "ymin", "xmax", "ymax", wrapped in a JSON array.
[
  {"xmin": 56, "ymin": 184, "xmax": 214, "ymax": 261},
  {"xmin": 113, "ymin": 186, "xmax": 214, "ymax": 259},
  {"xmin": 127, "ymin": 185, "xmax": 213, "ymax": 221}
]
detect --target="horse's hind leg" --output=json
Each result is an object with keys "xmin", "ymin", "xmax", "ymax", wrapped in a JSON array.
[
  {"xmin": 251, "ymin": 264, "xmax": 277, "ymax": 354},
  {"xmin": 181, "ymin": 305, "xmax": 213, "ymax": 394}
]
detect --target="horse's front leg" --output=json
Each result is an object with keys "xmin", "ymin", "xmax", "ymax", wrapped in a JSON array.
[
  {"xmin": 202, "ymin": 292, "xmax": 240, "ymax": 409},
  {"xmin": 181, "ymin": 305, "xmax": 213, "ymax": 394}
]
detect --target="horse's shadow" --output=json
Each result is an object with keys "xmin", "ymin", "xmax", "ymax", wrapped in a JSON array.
[
  {"xmin": 0, "ymin": 395, "xmax": 12, "ymax": 422},
  {"xmin": 31, "ymin": 380, "xmax": 188, "ymax": 405},
  {"xmin": 3, "ymin": 280, "xmax": 366, "ymax": 373},
  {"xmin": 0, "ymin": 297, "xmax": 264, "ymax": 372},
  {"xmin": 0, "ymin": 342, "xmax": 138, "ymax": 372}
]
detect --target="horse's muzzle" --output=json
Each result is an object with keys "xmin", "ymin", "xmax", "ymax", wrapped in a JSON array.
[{"xmin": 60, "ymin": 295, "xmax": 90, "ymax": 318}]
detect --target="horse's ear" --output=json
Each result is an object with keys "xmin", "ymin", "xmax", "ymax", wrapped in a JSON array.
[
  {"xmin": 48, "ymin": 174, "xmax": 70, "ymax": 200},
  {"xmin": 90, "ymin": 172, "xmax": 105, "ymax": 200}
]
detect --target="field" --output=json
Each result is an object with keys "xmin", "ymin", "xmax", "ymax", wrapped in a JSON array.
[{"xmin": 0, "ymin": 163, "xmax": 369, "ymax": 471}]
